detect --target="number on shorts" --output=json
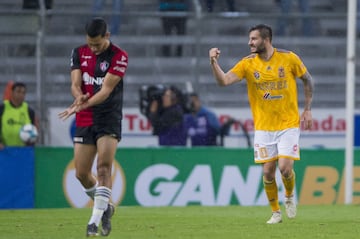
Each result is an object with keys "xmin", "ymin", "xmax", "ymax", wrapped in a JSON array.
[{"xmin": 259, "ymin": 147, "xmax": 268, "ymax": 158}]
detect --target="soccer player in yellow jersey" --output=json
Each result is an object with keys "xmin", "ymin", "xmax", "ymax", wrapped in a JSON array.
[{"xmin": 209, "ymin": 24, "xmax": 313, "ymax": 224}]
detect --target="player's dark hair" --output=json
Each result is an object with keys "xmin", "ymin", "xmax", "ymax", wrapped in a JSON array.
[
  {"xmin": 85, "ymin": 17, "xmax": 108, "ymax": 38},
  {"xmin": 249, "ymin": 24, "xmax": 272, "ymax": 42},
  {"xmin": 12, "ymin": 82, "xmax": 26, "ymax": 91}
]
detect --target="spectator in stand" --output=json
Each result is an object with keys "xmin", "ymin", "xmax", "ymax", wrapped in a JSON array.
[
  {"xmin": 0, "ymin": 82, "xmax": 38, "ymax": 149},
  {"xmin": 23, "ymin": 0, "xmax": 53, "ymax": 9},
  {"xmin": 159, "ymin": 0, "xmax": 189, "ymax": 57},
  {"xmin": 92, "ymin": 0, "xmax": 122, "ymax": 35},
  {"xmin": 148, "ymin": 86, "xmax": 187, "ymax": 146},
  {"xmin": 184, "ymin": 93, "xmax": 220, "ymax": 146},
  {"xmin": 204, "ymin": 0, "xmax": 236, "ymax": 12},
  {"xmin": 275, "ymin": 0, "xmax": 313, "ymax": 36},
  {"xmin": 19, "ymin": 0, "xmax": 53, "ymax": 56}
]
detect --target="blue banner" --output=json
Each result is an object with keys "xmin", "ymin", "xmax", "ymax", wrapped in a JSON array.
[
  {"xmin": 0, "ymin": 147, "xmax": 35, "ymax": 209},
  {"xmin": 355, "ymin": 115, "xmax": 360, "ymax": 146}
]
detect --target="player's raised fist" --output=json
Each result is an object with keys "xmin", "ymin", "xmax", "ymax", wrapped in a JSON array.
[{"xmin": 209, "ymin": 48, "xmax": 220, "ymax": 59}]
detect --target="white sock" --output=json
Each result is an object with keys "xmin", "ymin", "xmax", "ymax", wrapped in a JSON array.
[{"xmin": 88, "ymin": 186, "xmax": 111, "ymax": 226}]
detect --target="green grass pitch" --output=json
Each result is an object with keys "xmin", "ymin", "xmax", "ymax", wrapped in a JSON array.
[{"xmin": 1, "ymin": 205, "xmax": 360, "ymax": 239}]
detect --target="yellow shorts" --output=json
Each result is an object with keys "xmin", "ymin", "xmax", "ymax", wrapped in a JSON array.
[{"xmin": 253, "ymin": 128, "xmax": 300, "ymax": 164}]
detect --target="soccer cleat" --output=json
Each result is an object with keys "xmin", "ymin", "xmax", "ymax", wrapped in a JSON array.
[
  {"xmin": 285, "ymin": 195, "xmax": 297, "ymax": 219},
  {"xmin": 86, "ymin": 223, "xmax": 99, "ymax": 237},
  {"xmin": 266, "ymin": 211, "xmax": 282, "ymax": 224},
  {"xmin": 101, "ymin": 203, "xmax": 115, "ymax": 236}
]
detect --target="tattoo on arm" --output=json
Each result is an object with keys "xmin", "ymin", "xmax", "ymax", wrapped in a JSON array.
[{"xmin": 300, "ymin": 71, "xmax": 314, "ymax": 110}]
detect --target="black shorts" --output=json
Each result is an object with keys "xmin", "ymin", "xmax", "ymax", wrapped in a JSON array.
[{"xmin": 73, "ymin": 124, "xmax": 122, "ymax": 145}]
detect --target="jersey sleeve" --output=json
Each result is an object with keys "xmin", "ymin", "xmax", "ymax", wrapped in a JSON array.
[
  {"xmin": 70, "ymin": 47, "xmax": 81, "ymax": 70},
  {"xmin": 229, "ymin": 58, "xmax": 247, "ymax": 80},
  {"xmin": 108, "ymin": 50, "xmax": 128, "ymax": 78},
  {"xmin": 290, "ymin": 52, "xmax": 307, "ymax": 78}
]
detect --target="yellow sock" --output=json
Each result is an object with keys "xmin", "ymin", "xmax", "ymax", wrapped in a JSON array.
[
  {"xmin": 282, "ymin": 170, "xmax": 295, "ymax": 197},
  {"xmin": 263, "ymin": 177, "xmax": 280, "ymax": 212}
]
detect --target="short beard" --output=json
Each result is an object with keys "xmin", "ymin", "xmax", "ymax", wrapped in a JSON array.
[{"xmin": 254, "ymin": 45, "xmax": 266, "ymax": 54}]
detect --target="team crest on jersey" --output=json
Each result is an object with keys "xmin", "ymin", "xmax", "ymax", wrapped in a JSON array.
[
  {"xmin": 100, "ymin": 61, "xmax": 109, "ymax": 72},
  {"xmin": 253, "ymin": 71, "xmax": 260, "ymax": 80},
  {"xmin": 278, "ymin": 67, "xmax": 285, "ymax": 78}
]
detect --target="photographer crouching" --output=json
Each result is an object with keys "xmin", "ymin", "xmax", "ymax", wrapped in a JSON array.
[{"xmin": 147, "ymin": 86, "xmax": 187, "ymax": 146}]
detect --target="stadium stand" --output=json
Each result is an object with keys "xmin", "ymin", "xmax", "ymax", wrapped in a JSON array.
[{"xmin": 0, "ymin": 0, "xmax": 355, "ymax": 114}]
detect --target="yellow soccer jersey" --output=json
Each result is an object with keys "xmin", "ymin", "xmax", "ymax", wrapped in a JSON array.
[{"xmin": 230, "ymin": 48, "xmax": 307, "ymax": 131}]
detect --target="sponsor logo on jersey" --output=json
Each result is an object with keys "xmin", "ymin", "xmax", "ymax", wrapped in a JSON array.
[
  {"xmin": 263, "ymin": 92, "xmax": 283, "ymax": 100},
  {"xmin": 113, "ymin": 66, "xmax": 126, "ymax": 73},
  {"xmin": 81, "ymin": 61, "xmax": 88, "ymax": 67},
  {"xmin": 116, "ymin": 60, "xmax": 128, "ymax": 66},
  {"xmin": 81, "ymin": 55, "xmax": 92, "ymax": 59},
  {"xmin": 254, "ymin": 80, "xmax": 288, "ymax": 91},
  {"xmin": 83, "ymin": 72, "xmax": 104, "ymax": 85},
  {"xmin": 253, "ymin": 71, "xmax": 260, "ymax": 80}
]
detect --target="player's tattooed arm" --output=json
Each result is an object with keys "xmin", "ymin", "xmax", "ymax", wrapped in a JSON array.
[
  {"xmin": 299, "ymin": 71, "xmax": 314, "ymax": 130},
  {"xmin": 300, "ymin": 71, "xmax": 314, "ymax": 111}
]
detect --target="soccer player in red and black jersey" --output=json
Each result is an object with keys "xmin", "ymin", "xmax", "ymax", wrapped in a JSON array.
[{"xmin": 59, "ymin": 17, "xmax": 128, "ymax": 237}]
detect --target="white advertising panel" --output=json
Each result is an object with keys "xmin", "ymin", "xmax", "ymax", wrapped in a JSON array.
[{"xmin": 49, "ymin": 107, "xmax": 347, "ymax": 148}]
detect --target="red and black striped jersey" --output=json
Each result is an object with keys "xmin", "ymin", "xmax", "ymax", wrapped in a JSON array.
[{"xmin": 70, "ymin": 42, "xmax": 128, "ymax": 127}]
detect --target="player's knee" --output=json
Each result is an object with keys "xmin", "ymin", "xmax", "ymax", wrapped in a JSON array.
[
  {"xmin": 262, "ymin": 171, "xmax": 276, "ymax": 182},
  {"xmin": 75, "ymin": 170, "xmax": 90, "ymax": 183},
  {"xmin": 279, "ymin": 167, "xmax": 293, "ymax": 178}
]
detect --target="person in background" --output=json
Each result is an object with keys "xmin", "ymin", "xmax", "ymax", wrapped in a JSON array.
[
  {"xmin": 58, "ymin": 17, "xmax": 128, "ymax": 236},
  {"xmin": 19, "ymin": 0, "xmax": 53, "ymax": 56},
  {"xmin": 209, "ymin": 24, "xmax": 313, "ymax": 224},
  {"xmin": 204, "ymin": 0, "xmax": 235, "ymax": 12},
  {"xmin": 22, "ymin": 0, "xmax": 53, "ymax": 9},
  {"xmin": 159, "ymin": 0, "xmax": 189, "ymax": 57},
  {"xmin": 148, "ymin": 86, "xmax": 187, "ymax": 146},
  {"xmin": 92, "ymin": 0, "xmax": 122, "ymax": 35},
  {"xmin": 184, "ymin": 92, "xmax": 220, "ymax": 146},
  {"xmin": 275, "ymin": 0, "xmax": 313, "ymax": 36},
  {"xmin": 0, "ymin": 82, "xmax": 38, "ymax": 149}
]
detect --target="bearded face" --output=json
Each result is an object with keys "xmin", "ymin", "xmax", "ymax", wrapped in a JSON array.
[{"xmin": 248, "ymin": 30, "xmax": 266, "ymax": 54}]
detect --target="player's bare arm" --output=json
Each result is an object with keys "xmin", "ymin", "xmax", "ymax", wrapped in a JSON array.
[
  {"xmin": 59, "ymin": 73, "xmax": 122, "ymax": 121},
  {"xmin": 71, "ymin": 69, "xmax": 88, "ymax": 104},
  {"xmin": 59, "ymin": 69, "xmax": 88, "ymax": 120},
  {"xmin": 299, "ymin": 71, "xmax": 314, "ymax": 130},
  {"xmin": 209, "ymin": 48, "xmax": 240, "ymax": 86}
]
